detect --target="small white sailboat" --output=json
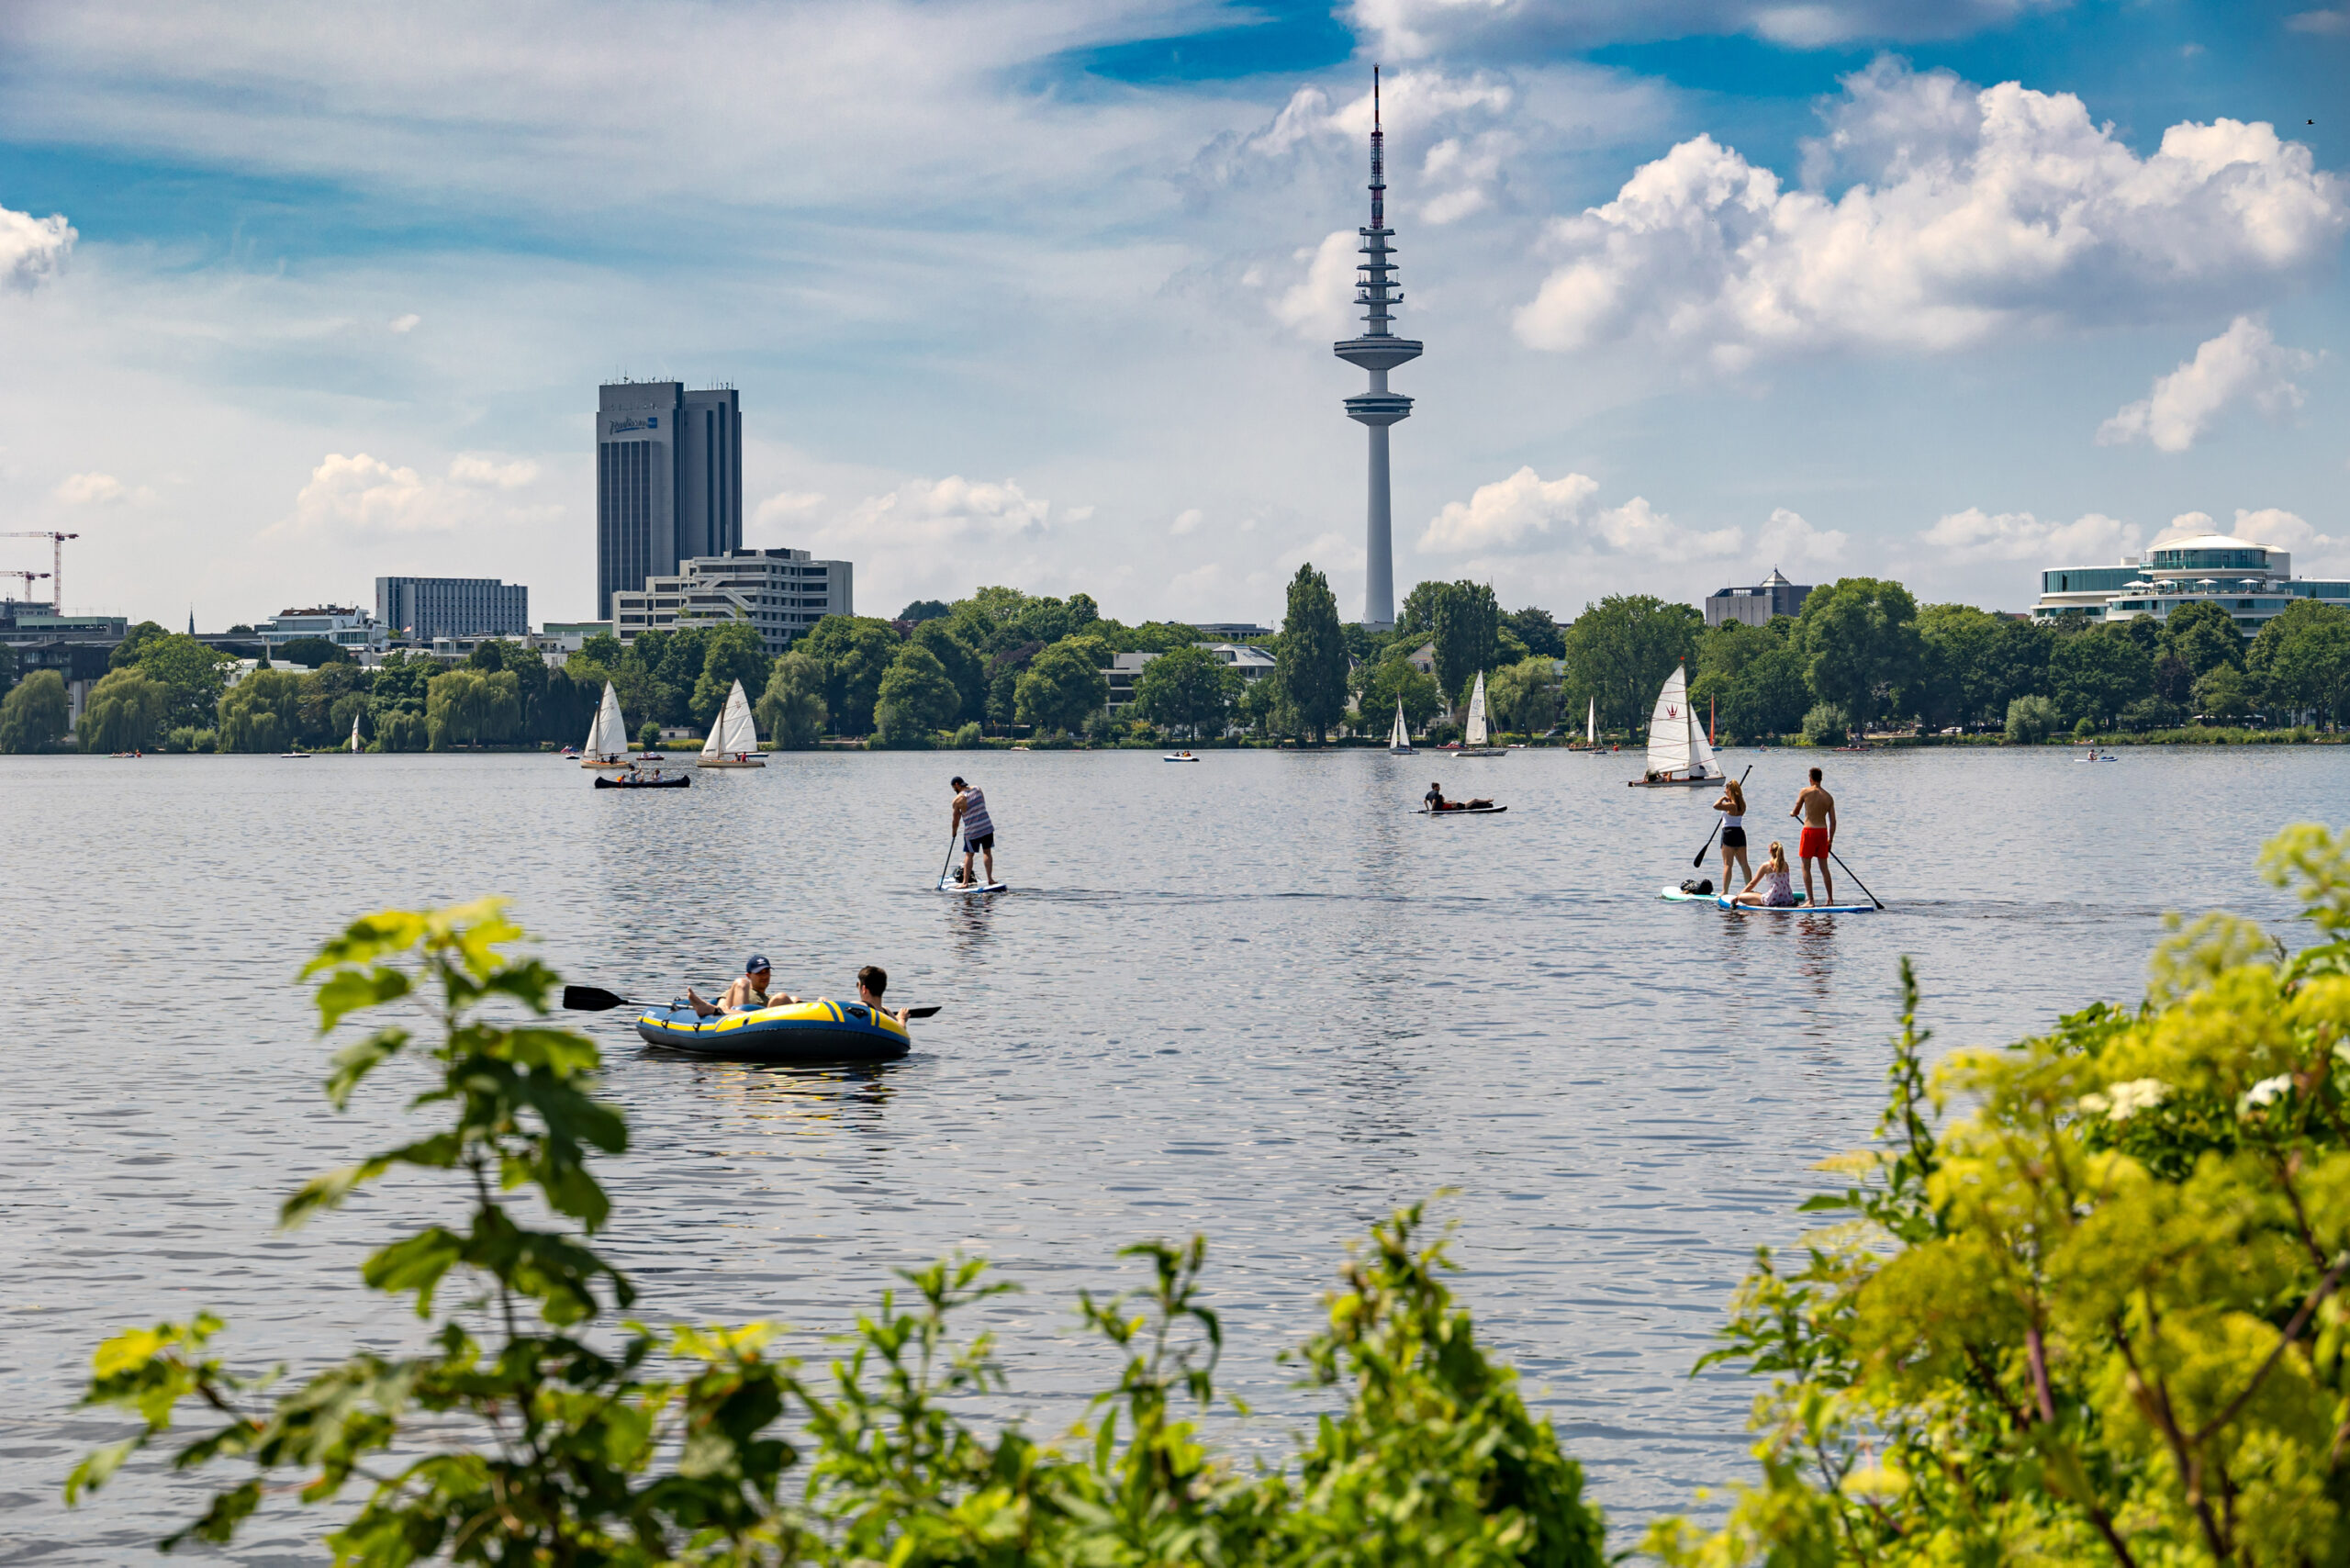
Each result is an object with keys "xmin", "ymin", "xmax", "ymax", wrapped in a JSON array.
[
  {"xmin": 1455, "ymin": 670, "xmax": 1505, "ymax": 756},
  {"xmin": 1628, "ymin": 663, "xmax": 1719, "ymax": 787},
  {"xmin": 580, "ymin": 681, "xmax": 631, "ymax": 768},
  {"xmin": 1388, "ymin": 698, "xmax": 1413, "ymax": 755},
  {"xmin": 697, "ymin": 679, "xmax": 767, "ymax": 767},
  {"xmin": 348, "ymin": 711, "xmax": 363, "ymax": 754},
  {"xmin": 1585, "ymin": 695, "xmax": 1597, "ymax": 748}
]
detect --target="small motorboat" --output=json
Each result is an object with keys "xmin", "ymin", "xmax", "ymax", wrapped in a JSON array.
[
  {"xmin": 634, "ymin": 998, "xmax": 911, "ymax": 1063},
  {"xmin": 595, "ymin": 770, "xmax": 690, "ymax": 790},
  {"xmin": 1163, "ymin": 751, "xmax": 1201, "ymax": 762}
]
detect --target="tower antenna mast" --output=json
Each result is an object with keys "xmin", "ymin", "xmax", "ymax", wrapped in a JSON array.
[{"xmin": 1331, "ymin": 64, "xmax": 1421, "ymax": 630}]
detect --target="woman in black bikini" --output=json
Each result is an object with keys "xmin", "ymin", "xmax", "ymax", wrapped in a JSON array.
[{"xmin": 1713, "ymin": 778, "xmax": 1751, "ymax": 890}]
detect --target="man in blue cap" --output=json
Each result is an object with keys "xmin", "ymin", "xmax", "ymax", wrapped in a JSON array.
[{"xmin": 687, "ymin": 954, "xmax": 800, "ymax": 1017}]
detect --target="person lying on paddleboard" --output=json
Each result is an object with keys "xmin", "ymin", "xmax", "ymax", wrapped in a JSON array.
[
  {"xmin": 856, "ymin": 964, "xmax": 910, "ymax": 1027},
  {"xmin": 1728, "ymin": 840, "xmax": 1800, "ymax": 908},
  {"xmin": 1789, "ymin": 767, "xmax": 1837, "ymax": 908},
  {"xmin": 687, "ymin": 954, "xmax": 801, "ymax": 1017},
  {"xmin": 1424, "ymin": 782, "xmax": 1493, "ymax": 812},
  {"xmin": 1713, "ymin": 778, "xmax": 1751, "ymax": 890},
  {"xmin": 949, "ymin": 775, "xmax": 997, "ymax": 886}
]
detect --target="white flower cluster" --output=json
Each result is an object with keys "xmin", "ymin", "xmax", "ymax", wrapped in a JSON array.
[
  {"xmin": 2076, "ymin": 1078, "xmax": 2169, "ymax": 1123},
  {"xmin": 2239, "ymin": 1074, "xmax": 2296, "ymax": 1115}
]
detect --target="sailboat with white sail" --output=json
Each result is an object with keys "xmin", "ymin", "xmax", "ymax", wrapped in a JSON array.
[
  {"xmin": 1585, "ymin": 696, "xmax": 1597, "ymax": 748},
  {"xmin": 1454, "ymin": 670, "xmax": 1505, "ymax": 756},
  {"xmin": 348, "ymin": 711, "xmax": 363, "ymax": 754},
  {"xmin": 1388, "ymin": 699, "xmax": 1412, "ymax": 755},
  {"xmin": 1627, "ymin": 663, "xmax": 1720, "ymax": 787},
  {"xmin": 580, "ymin": 681, "xmax": 631, "ymax": 768},
  {"xmin": 698, "ymin": 679, "xmax": 767, "ymax": 767}
]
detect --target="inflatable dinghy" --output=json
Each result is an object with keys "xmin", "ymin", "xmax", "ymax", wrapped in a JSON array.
[{"xmin": 634, "ymin": 998, "xmax": 911, "ymax": 1061}]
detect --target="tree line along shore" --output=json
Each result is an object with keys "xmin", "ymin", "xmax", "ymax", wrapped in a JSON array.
[{"xmin": 5, "ymin": 564, "xmax": 2346, "ymax": 754}]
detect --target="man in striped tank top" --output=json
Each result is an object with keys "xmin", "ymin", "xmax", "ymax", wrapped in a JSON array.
[{"xmin": 950, "ymin": 775, "xmax": 997, "ymax": 887}]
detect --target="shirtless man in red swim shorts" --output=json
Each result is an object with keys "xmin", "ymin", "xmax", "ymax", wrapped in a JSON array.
[{"xmin": 1790, "ymin": 767, "xmax": 1837, "ymax": 908}]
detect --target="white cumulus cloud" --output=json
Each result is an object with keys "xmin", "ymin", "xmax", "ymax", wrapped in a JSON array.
[
  {"xmin": 1170, "ymin": 508, "xmax": 1203, "ymax": 536},
  {"xmin": 2097, "ymin": 317, "xmax": 2317, "ymax": 452},
  {"xmin": 388, "ymin": 312, "xmax": 420, "ymax": 333},
  {"xmin": 1514, "ymin": 59, "xmax": 2347, "ymax": 369},
  {"xmin": 1270, "ymin": 230, "xmax": 1360, "ymax": 339},
  {"xmin": 1421, "ymin": 466, "xmax": 1741, "ymax": 561},
  {"xmin": 1756, "ymin": 507, "xmax": 1850, "ymax": 565},
  {"xmin": 54, "ymin": 471, "xmax": 126, "ymax": 504},
  {"xmin": 1350, "ymin": 0, "xmax": 2067, "ymax": 59},
  {"xmin": 811, "ymin": 476, "xmax": 1053, "ymax": 555},
  {"xmin": 1920, "ymin": 508, "xmax": 2141, "ymax": 563},
  {"xmin": 0, "ymin": 202, "xmax": 75, "ymax": 289},
  {"xmin": 280, "ymin": 452, "xmax": 551, "ymax": 537},
  {"xmin": 2285, "ymin": 8, "xmax": 2350, "ymax": 33}
]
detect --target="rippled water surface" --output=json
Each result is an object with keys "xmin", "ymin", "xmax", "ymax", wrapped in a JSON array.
[{"xmin": 3, "ymin": 745, "xmax": 2339, "ymax": 1561}]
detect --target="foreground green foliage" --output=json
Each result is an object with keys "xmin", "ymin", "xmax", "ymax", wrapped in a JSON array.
[
  {"xmin": 70, "ymin": 902, "xmax": 1606, "ymax": 1565},
  {"xmin": 1651, "ymin": 823, "xmax": 2350, "ymax": 1568}
]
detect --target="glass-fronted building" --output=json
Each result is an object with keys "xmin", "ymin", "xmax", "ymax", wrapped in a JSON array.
[
  {"xmin": 596, "ymin": 381, "xmax": 743, "ymax": 619},
  {"xmin": 2032, "ymin": 532, "xmax": 2349, "ymax": 634},
  {"xmin": 375, "ymin": 576, "xmax": 528, "ymax": 641}
]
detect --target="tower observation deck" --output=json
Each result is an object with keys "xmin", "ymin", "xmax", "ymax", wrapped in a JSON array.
[{"xmin": 1333, "ymin": 65, "xmax": 1421, "ymax": 631}]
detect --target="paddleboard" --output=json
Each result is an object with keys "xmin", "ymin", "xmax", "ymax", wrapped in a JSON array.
[
  {"xmin": 1417, "ymin": 805, "xmax": 1507, "ymax": 815},
  {"xmin": 1662, "ymin": 886, "xmax": 1805, "ymax": 904},
  {"xmin": 1715, "ymin": 893, "xmax": 1874, "ymax": 913},
  {"xmin": 938, "ymin": 879, "xmax": 1009, "ymax": 894}
]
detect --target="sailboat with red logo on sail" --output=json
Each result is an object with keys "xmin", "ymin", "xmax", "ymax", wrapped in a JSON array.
[{"xmin": 1627, "ymin": 663, "xmax": 1721, "ymax": 788}]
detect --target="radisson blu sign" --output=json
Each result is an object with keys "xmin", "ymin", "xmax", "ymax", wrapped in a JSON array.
[{"xmin": 609, "ymin": 415, "xmax": 660, "ymax": 434}]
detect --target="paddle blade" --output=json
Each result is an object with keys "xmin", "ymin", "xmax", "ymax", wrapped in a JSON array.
[
  {"xmin": 561, "ymin": 984, "xmax": 632, "ymax": 1012},
  {"xmin": 905, "ymin": 1005, "xmax": 941, "ymax": 1019}
]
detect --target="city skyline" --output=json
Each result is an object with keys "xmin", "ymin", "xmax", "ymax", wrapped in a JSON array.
[{"xmin": 0, "ymin": 1, "xmax": 2343, "ymax": 629}]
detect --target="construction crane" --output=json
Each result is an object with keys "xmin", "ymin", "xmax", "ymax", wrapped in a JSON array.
[
  {"xmin": 1, "ymin": 532, "xmax": 78, "ymax": 611},
  {"xmin": 3, "ymin": 569, "xmax": 51, "ymax": 605}
]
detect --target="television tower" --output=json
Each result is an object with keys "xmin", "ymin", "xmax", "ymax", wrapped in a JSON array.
[{"xmin": 1333, "ymin": 66, "xmax": 1420, "ymax": 631}]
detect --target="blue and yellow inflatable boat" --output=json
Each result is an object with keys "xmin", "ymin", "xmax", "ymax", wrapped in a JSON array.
[{"xmin": 633, "ymin": 998, "xmax": 912, "ymax": 1063}]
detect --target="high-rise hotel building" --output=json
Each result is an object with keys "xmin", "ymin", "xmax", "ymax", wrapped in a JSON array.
[{"xmin": 596, "ymin": 381, "xmax": 743, "ymax": 618}]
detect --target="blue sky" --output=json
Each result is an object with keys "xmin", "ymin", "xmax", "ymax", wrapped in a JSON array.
[{"xmin": 0, "ymin": 0, "xmax": 2342, "ymax": 628}]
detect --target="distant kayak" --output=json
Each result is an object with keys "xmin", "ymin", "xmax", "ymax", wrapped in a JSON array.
[
  {"xmin": 1418, "ymin": 804, "xmax": 1506, "ymax": 816},
  {"xmin": 1715, "ymin": 893, "xmax": 1875, "ymax": 913},
  {"xmin": 634, "ymin": 998, "xmax": 910, "ymax": 1062},
  {"xmin": 596, "ymin": 773, "xmax": 690, "ymax": 790}
]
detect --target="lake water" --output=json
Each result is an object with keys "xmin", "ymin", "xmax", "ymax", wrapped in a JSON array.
[{"xmin": 2, "ymin": 745, "xmax": 2337, "ymax": 1562}]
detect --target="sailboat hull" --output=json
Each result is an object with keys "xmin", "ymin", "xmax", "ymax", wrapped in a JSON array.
[
  {"xmin": 1626, "ymin": 775, "xmax": 1718, "ymax": 788},
  {"xmin": 696, "ymin": 756, "xmax": 767, "ymax": 768}
]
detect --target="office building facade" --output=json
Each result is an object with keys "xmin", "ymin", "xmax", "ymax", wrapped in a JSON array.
[
  {"xmin": 256, "ymin": 606, "xmax": 389, "ymax": 654},
  {"xmin": 609, "ymin": 547, "xmax": 853, "ymax": 655},
  {"xmin": 596, "ymin": 381, "xmax": 743, "ymax": 618},
  {"xmin": 375, "ymin": 576, "xmax": 529, "ymax": 642},
  {"xmin": 2033, "ymin": 532, "xmax": 2350, "ymax": 633},
  {"xmin": 1704, "ymin": 567, "xmax": 1811, "ymax": 628}
]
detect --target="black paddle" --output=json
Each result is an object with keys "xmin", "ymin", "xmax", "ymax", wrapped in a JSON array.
[
  {"xmin": 1823, "ymin": 846, "xmax": 1884, "ymax": 910},
  {"xmin": 1692, "ymin": 765, "xmax": 1754, "ymax": 868},
  {"xmin": 561, "ymin": 985, "xmax": 940, "ymax": 1019}
]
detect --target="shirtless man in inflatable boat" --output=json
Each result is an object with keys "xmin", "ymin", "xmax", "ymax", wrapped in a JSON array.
[{"xmin": 687, "ymin": 954, "xmax": 801, "ymax": 1017}]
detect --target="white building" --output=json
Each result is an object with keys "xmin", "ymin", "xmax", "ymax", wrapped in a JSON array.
[
  {"xmin": 1106, "ymin": 642, "xmax": 1280, "ymax": 716},
  {"xmin": 256, "ymin": 606, "xmax": 387, "ymax": 654},
  {"xmin": 2032, "ymin": 532, "xmax": 2350, "ymax": 634},
  {"xmin": 610, "ymin": 547, "xmax": 852, "ymax": 654}
]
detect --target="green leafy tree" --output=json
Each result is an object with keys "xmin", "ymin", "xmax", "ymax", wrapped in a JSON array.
[
  {"xmin": 1429, "ymin": 581, "xmax": 1500, "ymax": 701},
  {"xmin": 1277, "ymin": 563, "xmax": 1350, "ymax": 742},
  {"xmin": 897, "ymin": 598, "xmax": 951, "ymax": 622},
  {"xmin": 1136, "ymin": 645, "xmax": 1241, "ymax": 737},
  {"xmin": 2195, "ymin": 662, "xmax": 2259, "ymax": 722},
  {"xmin": 2051, "ymin": 625, "xmax": 2155, "ymax": 726},
  {"xmin": 755, "ymin": 649, "xmax": 829, "ymax": 747},
  {"xmin": 637, "ymin": 719, "xmax": 663, "ymax": 751},
  {"xmin": 1503, "ymin": 605, "xmax": 1566, "ymax": 659},
  {"xmin": 76, "ymin": 668, "xmax": 171, "ymax": 753},
  {"xmin": 1718, "ymin": 645, "xmax": 1811, "ymax": 743},
  {"xmin": 1651, "ymin": 825, "xmax": 2350, "ymax": 1568},
  {"xmin": 2250, "ymin": 599, "xmax": 2350, "ymax": 726},
  {"xmin": 907, "ymin": 619, "xmax": 989, "ymax": 724},
  {"xmin": 2005, "ymin": 691, "xmax": 2058, "ymax": 743},
  {"xmin": 1486, "ymin": 655, "xmax": 1561, "ymax": 736},
  {"xmin": 1796, "ymin": 577, "xmax": 1920, "ymax": 733},
  {"xmin": 425, "ymin": 668, "xmax": 521, "ymax": 749},
  {"xmin": 134, "ymin": 633, "xmax": 237, "ymax": 732},
  {"xmin": 1015, "ymin": 638, "xmax": 1111, "ymax": 736},
  {"xmin": 690, "ymin": 622, "xmax": 773, "ymax": 730},
  {"xmin": 1801, "ymin": 701, "xmax": 1848, "ymax": 746},
  {"xmin": 1397, "ymin": 580, "xmax": 1449, "ymax": 640},
  {"xmin": 1564, "ymin": 595, "xmax": 1704, "ymax": 732},
  {"xmin": 873, "ymin": 644, "xmax": 960, "ymax": 745},
  {"xmin": 800, "ymin": 615, "xmax": 903, "ymax": 736},
  {"xmin": 577, "ymin": 631, "xmax": 622, "ymax": 667},
  {"xmin": 274, "ymin": 635, "xmax": 352, "ymax": 668},
  {"xmin": 107, "ymin": 621, "xmax": 172, "ymax": 671},
  {"xmin": 2163, "ymin": 598, "xmax": 2248, "ymax": 678},
  {"xmin": 217, "ymin": 670, "xmax": 302, "ymax": 753},
  {"xmin": 0, "ymin": 639, "xmax": 16, "ymax": 696},
  {"xmin": 0, "ymin": 667, "xmax": 71, "ymax": 752},
  {"xmin": 1358, "ymin": 656, "xmax": 1443, "ymax": 735}
]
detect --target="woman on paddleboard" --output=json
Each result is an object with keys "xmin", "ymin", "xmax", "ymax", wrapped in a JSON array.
[
  {"xmin": 1712, "ymin": 778, "xmax": 1751, "ymax": 891},
  {"xmin": 1728, "ymin": 840, "xmax": 1799, "ymax": 908},
  {"xmin": 950, "ymin": 776, "xmax": 997, "ymax": 887}
]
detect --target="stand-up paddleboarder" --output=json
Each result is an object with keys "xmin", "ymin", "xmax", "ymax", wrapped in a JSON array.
[
  {"xmin": 1789, "ymin": 767, "xmax": 1837, "ymax": 909},
  {"xmin": 950, "ymin": 775, "xmax": 996, "ymax": 887}
]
